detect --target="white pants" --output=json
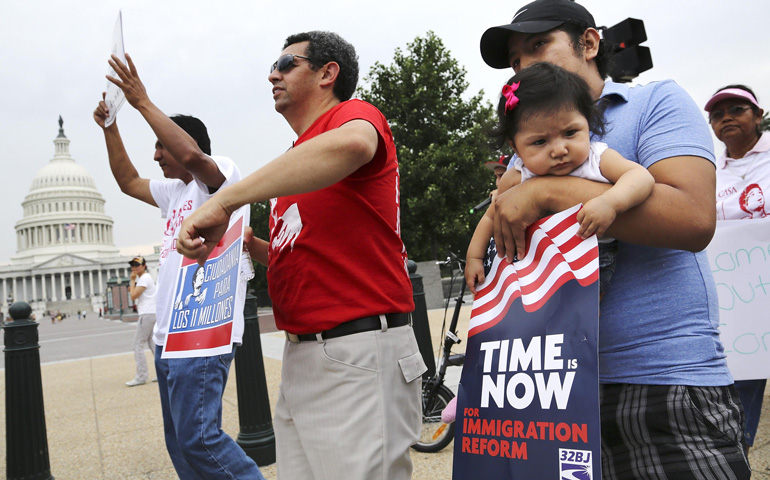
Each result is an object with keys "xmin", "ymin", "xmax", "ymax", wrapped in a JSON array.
[
  {"xmin": 275, "ymin": 321, "xmax": 426, "ymax": 480},
  {"xmin": 132, "ymin": 314, "xmax": 156, "ymax": 382}
]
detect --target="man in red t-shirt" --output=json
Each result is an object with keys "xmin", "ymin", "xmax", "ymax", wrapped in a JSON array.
[{"xmin": 177, "ymin": 31, "xmax": 425, "ymax": 479}]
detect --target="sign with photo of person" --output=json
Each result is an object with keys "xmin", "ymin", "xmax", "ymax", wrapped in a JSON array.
[
  {"xmin": 453, "ymin": 205, "xmax": 602, "ymax": 480},
  {"xmin": 162, "ymin": 209, "xmax": 248, "ymax": 359}
]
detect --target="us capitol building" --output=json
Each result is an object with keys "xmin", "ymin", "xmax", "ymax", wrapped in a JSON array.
[{"xmin": 0, "ymin": 118, "xmax": 158, "ymax": 319}]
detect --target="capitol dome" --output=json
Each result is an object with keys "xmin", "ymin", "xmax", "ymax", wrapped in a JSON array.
[
  {"xmin": 30, "ymin": 156, "xmax": 97, "ymax": 190},
  {"xmin": 11, "ymin": 117, "xmax": 120, "ymax": 264}
]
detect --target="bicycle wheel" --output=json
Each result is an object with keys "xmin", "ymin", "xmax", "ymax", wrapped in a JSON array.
[{"xmin": 412, "ymin": 383, "xmax": 456, "ymax": 453}]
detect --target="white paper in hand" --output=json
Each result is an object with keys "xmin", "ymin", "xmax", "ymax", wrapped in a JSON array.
[{"xmin": 104, "ymin": 11, "xmax": 126, "ymax": 127}]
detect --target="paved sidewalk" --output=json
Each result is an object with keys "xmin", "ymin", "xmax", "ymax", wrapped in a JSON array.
[
  {"xmin": 0, "ymin": 307, "xmax": 464, "ymax": 479},
  {"xmin": 1, "ymin": 305, "xmax": 768, "ymax": 479}
]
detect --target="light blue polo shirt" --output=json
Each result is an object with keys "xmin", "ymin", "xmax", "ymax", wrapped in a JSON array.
[
  {"xmin": 505, "ymin": 80, "xmax": 732, "ymax": 385},
  {"xmin": 597, "ymin": 80, "xmax": 731, "ymax": 385}
]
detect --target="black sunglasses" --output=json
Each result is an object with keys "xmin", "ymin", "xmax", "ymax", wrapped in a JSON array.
[
  {"xmin": 709, "ymin": 105, "xmax": 753, "ymax": 123},
  {"xmin": 270, "ymin": 54, "xmax": 311, "ymax": 74}
]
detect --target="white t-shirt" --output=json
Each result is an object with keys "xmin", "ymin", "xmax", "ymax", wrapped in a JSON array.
[
  {"xmin": 134, "ymin": 271, "xmax": 156, "ymax": 316},
  {"xmin": 716, "ymin": 132, "xmax": 770, "ymax": 221},
  {"xmin": 149, "ymin": 155, "xmax": 247, "ymax": 347}
]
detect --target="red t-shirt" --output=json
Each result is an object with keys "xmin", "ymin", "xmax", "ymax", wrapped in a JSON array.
[{"xmin": 268, "ymin": 99, "xmax": 414, "ymax": 333}]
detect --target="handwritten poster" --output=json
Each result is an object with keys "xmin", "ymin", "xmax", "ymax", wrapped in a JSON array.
[
  {"xmin": 706, "ymin": 218, "xmax": 770, "ymax": 380},
  {"xmin": 104, "ymin": 10, "xmax": 126, "ymax": 127},
  {"xmin": 162, "ymin": 211, "xmax": 247, "ymax": 359},
  {"xmin": 454, "ymin": 206, "xmax": 601, "ymax": 480}
]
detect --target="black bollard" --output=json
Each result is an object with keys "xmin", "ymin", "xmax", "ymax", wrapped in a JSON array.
[
  {"xmin": 234, "ymin": 294, "xmax": 276, "ymax": 466},
  {"xmin": 4, "ymin": 302, "xmax": 54, "ymax": 480},
  {"xmin": 408, "ymin": 260, "xmax": 437, "ymax": 378}
]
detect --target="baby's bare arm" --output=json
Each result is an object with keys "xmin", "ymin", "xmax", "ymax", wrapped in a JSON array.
[
  {"xmin": 577, "ymin": 149, "xmax": 655, "ymax": 238},
  {"xmin": 466, "ymin": 165, "xmax": 522, "ymax": 291},
  {"xmin": 466, "ymin": 213, "xmax": 495, "ymax": 294}
]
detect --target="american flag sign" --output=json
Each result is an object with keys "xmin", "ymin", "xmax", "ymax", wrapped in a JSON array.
[
  {"xmin": 453, "ymin": 204, "xmax": 602, "ymax": 479},
  {"xmin": 469, "ymin": 204, "xmax": 599, "ymax": 337}
]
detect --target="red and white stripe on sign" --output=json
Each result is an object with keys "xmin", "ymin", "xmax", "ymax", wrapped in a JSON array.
[{"xmin": 468, "ymin": 204, "xmax": 599, "ymax": 337}]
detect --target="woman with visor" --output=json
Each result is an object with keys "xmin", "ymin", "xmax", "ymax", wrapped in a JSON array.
[{"xmin": 706, "ymin": 84, "xmax": 769, "ymax": 452}]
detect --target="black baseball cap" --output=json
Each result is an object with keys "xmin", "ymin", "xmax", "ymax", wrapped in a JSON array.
[{"xmin": 480, "ymin": 0, "xmax": 596, "ymax": 69}]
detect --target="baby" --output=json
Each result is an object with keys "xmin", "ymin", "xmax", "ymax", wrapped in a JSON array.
[{"xmin": 466, "ymin": 62, "xmax": 654, "ymax": 299}]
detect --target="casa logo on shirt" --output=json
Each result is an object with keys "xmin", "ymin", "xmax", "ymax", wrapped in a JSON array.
[{"xmin": 737, "ymin": 183, "xmax": 768, "ymax": 219}]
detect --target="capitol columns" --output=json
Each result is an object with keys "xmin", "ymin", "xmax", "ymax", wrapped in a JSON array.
[{"xmin": 50, "ymin": 274, "xmax": 58, "ymax": 302}]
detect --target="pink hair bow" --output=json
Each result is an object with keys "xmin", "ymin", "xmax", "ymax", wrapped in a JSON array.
[{"xmin": 502, "ymin": 82, "xmax": 520, "ymax": 113}]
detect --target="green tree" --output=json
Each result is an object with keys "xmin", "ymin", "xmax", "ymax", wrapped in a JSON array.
[
  {"xmin": 762, "ymin": 111, "xmax": 770, "ymax": 132},
  {"xmin": 357, "ymin": 31, "xmax": 498, "ymax": 261}
]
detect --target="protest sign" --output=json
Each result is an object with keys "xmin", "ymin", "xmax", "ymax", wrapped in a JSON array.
[
  {"xmin": 454, "ymin": 205, "xmax": 601, "ymax": 480},
  {"xmin": 162, "ymin": 210, "xmax": 247, "ymax": 359},
  {"xmin": 706, "ymin": 218, "xmax": 770, "ymax": 380},
  {"xmin": 104, "ymin": 10, "xmax": 126, "ymax": 127}
]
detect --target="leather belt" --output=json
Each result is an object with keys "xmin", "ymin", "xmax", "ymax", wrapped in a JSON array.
[{"xmin": 285, "ymin": 313, "xmax": 410, "ymax": 343}]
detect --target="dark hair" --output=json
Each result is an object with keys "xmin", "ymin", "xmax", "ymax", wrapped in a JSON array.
[
  {"xmin": 714, "ymin": 84, "xmax": 762, "ymax": 136},
  {"xmin": 284, "ymin": 31, "xmax": 359, "ymax": 101},
  {"xmin": 170, "ymin": 115, "xmax": 211, "ymax": 155},
  {"xmin": 558, "ymin": 21, "xmax": 613, "ymax": 80},
  {"xmin": 490, "ymin": 62, "xmax": 606, "ymax": 150}
]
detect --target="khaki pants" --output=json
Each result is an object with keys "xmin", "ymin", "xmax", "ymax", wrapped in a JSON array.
[{"xmin": 275, "ymin": 321, "xmax": 426, "ymax": 480}]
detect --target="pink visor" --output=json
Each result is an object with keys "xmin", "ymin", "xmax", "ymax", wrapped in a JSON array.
[{"xmin": 704, "ymin": 88, "xmax": 759, "ymax": 112}]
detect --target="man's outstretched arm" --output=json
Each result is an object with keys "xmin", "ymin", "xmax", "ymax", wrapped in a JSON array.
[{"xmin": 177, "ymin": 119, "xmax": 378, "ymax": 264}]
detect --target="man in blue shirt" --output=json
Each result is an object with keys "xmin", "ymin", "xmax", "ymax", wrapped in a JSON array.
[{"xmin": 480, "ymin": 0, "xmax": 750, "ymax": 477}]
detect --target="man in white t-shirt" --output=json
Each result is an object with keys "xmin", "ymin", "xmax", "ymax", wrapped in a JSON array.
[
  {"xmin": 126, "ymin": 255, "xmax": 156, "ymax": 386},
  {"xmin": 93, "ymin": 54, "xmax": 265, "ymax": 480}
]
